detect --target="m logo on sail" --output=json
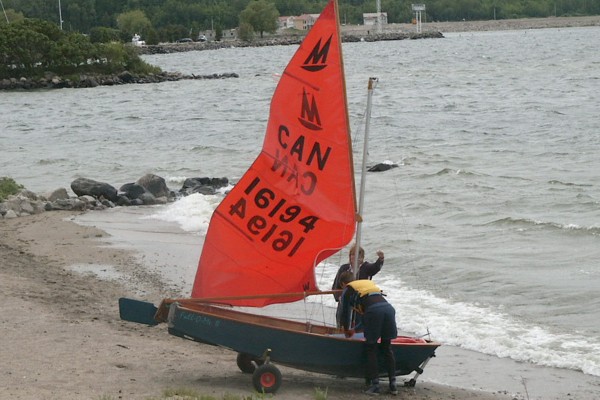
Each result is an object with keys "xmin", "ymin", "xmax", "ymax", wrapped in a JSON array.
[
  {"xmin": 298, "ymin": 89, "xmax": 322, "ymax": 131},
  {"xmin": 301, "ymin": 35, "xmax": 332, "ymax": 72}
]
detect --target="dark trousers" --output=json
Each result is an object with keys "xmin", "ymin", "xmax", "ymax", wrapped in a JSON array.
[
  {"xmin": 366, "ymin": 340, "xmax": 395, "ymax": 382},
  {"xmin": 363, "ymin": 301, "xmax": 398, "ymax": 383}
]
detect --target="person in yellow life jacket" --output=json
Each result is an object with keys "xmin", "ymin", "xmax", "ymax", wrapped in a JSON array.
[{"xmin": 339, "ymin": 274, "xmax": 398, "ymax": 396}]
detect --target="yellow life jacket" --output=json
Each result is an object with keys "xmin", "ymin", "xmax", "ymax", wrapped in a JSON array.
[
  {"xmin": 348, "ymin": 279, "xmax": 381, "ymax": 297},
  {"xmin": 343, "ymin": 280, "xmax": 384, "ymax": 318}
]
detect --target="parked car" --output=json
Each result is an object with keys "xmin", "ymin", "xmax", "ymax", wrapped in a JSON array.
[
  {"xmin": 176, "ymin": 38, "xmax": 193, "ymax": 43},
  {"xmin": 198, "ymin": 35, "xmax": 207, "ymax": 42}
]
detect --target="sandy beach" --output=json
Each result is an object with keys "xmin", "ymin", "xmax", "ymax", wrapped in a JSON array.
[{"xmin": 0, "ymin": 210, "xmax": 516, "ymax": 400}]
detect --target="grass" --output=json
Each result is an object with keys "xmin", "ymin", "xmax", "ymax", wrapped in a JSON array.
[{"xmin": 0, "ymin": 177, "xmax": 23, "ymax": 201}]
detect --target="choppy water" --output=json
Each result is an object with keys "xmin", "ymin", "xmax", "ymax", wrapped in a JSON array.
[{"xmin": 2, "ymin": 26, "xmax": 600, "ymax": 384}]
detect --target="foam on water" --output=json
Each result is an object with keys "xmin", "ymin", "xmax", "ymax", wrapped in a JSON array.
[{"xmin": 144, "ymin": 193, "xmax": 219, "ymax": 233}]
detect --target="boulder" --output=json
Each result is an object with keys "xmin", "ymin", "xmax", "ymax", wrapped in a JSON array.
[
  {"xmin": 368, "ymin": 163, "xmax": 398, "ymax": 172},
  {"xmin": 119, "ymin": 182, "xmax": 147, "ymax": 200},
  {"xmin": 180, "ymin": 177, "xmax": 229, "ymax": 196},
  {"xmin": 136, "ymin": 174, "xmax": 170, "ymax": 199},
  {"xmin": 46, "ymin": 187, "xmax": 70, "ymax": 202},
  {"xmin": 70, "ymin": 178, "xmax": 118, "ymax": 202}
]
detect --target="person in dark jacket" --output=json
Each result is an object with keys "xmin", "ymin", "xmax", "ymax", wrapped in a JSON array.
[
  {"xmin": 338, "ymin": 274, "xmax": 398, "ymax": 396},
  {"xmin": 332, "ymin": 245, "xmax": 384, "ymax": 328}
]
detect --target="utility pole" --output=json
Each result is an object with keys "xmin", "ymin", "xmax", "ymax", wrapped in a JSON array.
[
  {"xmin": 1, "ymin": 0, "xmax": 9, "ymax": 24},
  {"xmin": 58, "ymin": 0, "xmax": 63, "ymax": 30},
  {"xmin": 376, "ymin": 0, "xmax": 382, "ymax": 34}
]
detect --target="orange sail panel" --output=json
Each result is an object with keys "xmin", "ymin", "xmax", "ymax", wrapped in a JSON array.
[{"xmin": 192, "ymin": 0, "xmax": 356, "ymax": 307}]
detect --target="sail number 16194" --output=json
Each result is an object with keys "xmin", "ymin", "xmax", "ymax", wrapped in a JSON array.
[{"xmin": 227, "ymin": 176, "xmax": 319, "ymax": 257}]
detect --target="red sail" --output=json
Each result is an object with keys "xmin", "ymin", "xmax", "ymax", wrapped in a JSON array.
[{"xmin": 191, "ymin": 0, "xmax": 356, "ymax": 306}]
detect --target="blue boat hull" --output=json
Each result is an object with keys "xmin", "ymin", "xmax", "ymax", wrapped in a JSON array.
[{"xmin": 166, "ymin": 302, "xmax": 439, "ymax": 379}]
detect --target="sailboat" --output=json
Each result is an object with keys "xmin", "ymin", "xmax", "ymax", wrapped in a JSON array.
[{"xmin": 119, "ymin": 0, "xmax": 439, "ymax": 393}]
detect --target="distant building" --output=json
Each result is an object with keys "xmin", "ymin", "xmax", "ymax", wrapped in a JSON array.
[
  {"xmin": 278, "ymin": 16, "xmax": 295, "ymax": 30},
  {"xmin": 293, "ymin": 14, "xmax": 320, "ymax": 30},
  {"xmin": 363, "ymin": 12, "xmax": 388, "ymax": 26},
  {"xmin": 200, "ymin": 28, "xmax": 237, "ymax": 41}
]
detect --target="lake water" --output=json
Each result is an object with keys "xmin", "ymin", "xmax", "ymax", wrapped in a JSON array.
[{"xmin": 2, "ymin": 26, "xmax": 600, "ymax": 398}]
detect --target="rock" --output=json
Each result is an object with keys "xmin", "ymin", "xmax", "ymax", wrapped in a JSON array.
[
  {"xmin": 118, "ymin": 71, "xmax": 135, "ymax": 83},
  {"xmin": 71, "ymin": 178, "xmax": 118, "ymax": 202},
  {"xmin": 18, "ymin": 189, "xmax": 39, "ymax": 200},
  {"xmin": 1, "ymin": 194, "xmax": 45, "ymax": 216},
  {"xmin": 368, "ymin": 163, "xmax": 398, "ymax": 172},
  {"xmin": 3, "ymin": 209, "xmax": 18, "ymax": 219},
  {"xmin": 139, "ymin": 192, "xmax": 158, "ymax": 205},
  {"xmin": 119, "ymin": 182, "xmax": 148, "ymax": 200},
  {"xmin": 49, "ymin": 198, "xmax": 87, "ymax": 211},
  {"xmin": 180, "ymin": 177, "xmax": 229, "ymax": 196},
  {"xmin": 46, "ymin": 188, "xmax": 70, "ymax": 202},
  {"xmin": 0, "ymin": 173, "xmax": 231, "ymax": 219},
  {"xmin": 136, "ymin": 174, "xmax": 170, "ymax": 199}
]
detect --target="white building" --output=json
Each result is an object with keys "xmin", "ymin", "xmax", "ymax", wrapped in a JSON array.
[{"xmin": 363, "ymin": 12, "xmax": 388, "ymax": 26}]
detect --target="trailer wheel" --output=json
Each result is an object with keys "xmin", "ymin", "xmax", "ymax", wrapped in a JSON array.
[
  {"xmin": 236, "ymin": 353, "xmax": 256, "ymax": 373},
  {"xmin": 252, "ymin": 363, "xmax": 282, "ymax": 393}
]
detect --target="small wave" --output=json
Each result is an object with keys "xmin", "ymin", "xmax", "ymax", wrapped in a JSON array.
[
  {"xmin": 190, "ymin": 145, "xmax": 212, "ymax": 152},
  {"xmin": 167, "ymin": 176, "xmax": 189, "ymax": 184},
  {"xmin": 37, "ymin": 158, "xmax": 69, "ymax": 165},
  {"xmin": 144, "ymin": 193, "xmax": 219, "ymax": 233},
  {"xmin": 384, "ymin": 283, "xmax": 600, "ymax": 377},
  {"xmin": 487, "ymin": 217, "xmax": 600, "ymax": 236},
  {"xmin": 548, "ymin": 179, "xmax": 592, "ymax": 187},
  {"xmin": 423, "ymin": 168, "xmax": 480, "ymax": 177}
]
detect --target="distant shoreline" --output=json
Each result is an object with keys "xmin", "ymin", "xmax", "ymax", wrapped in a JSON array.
[
  {"xmin": 138, "ymin": 15, "xmax": 599, "ymax": 55},
  {"xmin": 402, "ymin": 15, "xmax": 600, "ymax": 33}
]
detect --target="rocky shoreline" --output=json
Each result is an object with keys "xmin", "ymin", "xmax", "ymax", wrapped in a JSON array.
[
  {"xmin": 138, "ymin": 31, "xmax": 444, "ymax": 55},
  {"xmin": 0, "ymin": 162, "xmax": 398, "ymax": 219},
  {"xmin": 137, "ymin": 15, "xmax": 599, "ymax": 55},
  {"xmin": 0, "ymin": 70, "xmax": 238, "ymax": 91},
  {"xmin": 0, "ymin": 174, "xmax": 229, "ymax": 219}
]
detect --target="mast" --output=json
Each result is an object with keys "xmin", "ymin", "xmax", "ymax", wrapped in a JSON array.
[{"xmin": 353, "ymin": 77, "xmax": 378, "ymax": 275}]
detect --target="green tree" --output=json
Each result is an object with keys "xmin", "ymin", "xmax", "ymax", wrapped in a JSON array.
[
  {"xmin": 156, "ymin": 23, "xmax": 189, "ymax": 42},
  {"xmin": 89, "ymin": 26, "xmax": 122, "ymax": 43},
  {"xmin": 239, "ymin": 0, "xmax": 279, "ymax": 38},
  {"xmin": 215, "ymin": 23, "xmax": 223, "ymax": 41},
  {"xmin": 0, "ymin": 19, "xmax": 58, "ymax": 75},
  {"xmin": 238, "ymin": 21, "xmax": 254, "ymax": 41},
  {"xmin": 116, "ymin": 9, "xmax": 152, "ymax": 38},
  {"xmin": 0, "ymin": 18, "xmax": 161, "ymax": 79}
]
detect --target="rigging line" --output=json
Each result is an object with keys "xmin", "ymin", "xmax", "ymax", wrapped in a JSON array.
[
  {"xmin": 387, "ymin": 156, "xmax": 445, "ymax": 294},
  {"xmin": 379, "ymin": 113, "xmax": 444, "ymax": 296},
  {"xmin": 316, "ymin": 84, "xmax": 373, "ymax": 291}
]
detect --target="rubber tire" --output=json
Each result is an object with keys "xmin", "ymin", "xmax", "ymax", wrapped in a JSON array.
[
  {"xmin": 236, "ymin": 353, "xmax": 256, "ymax": 373},
  {"xmin": 252, "ymin": 363, "xmax": 282, "ymax": 394}
]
